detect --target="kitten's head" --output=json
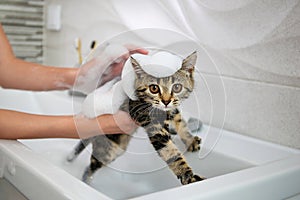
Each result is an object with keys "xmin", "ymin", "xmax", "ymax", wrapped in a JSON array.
[{"xmin": 131, "ymin": 51, "xmax": 196, "ymax": 111}]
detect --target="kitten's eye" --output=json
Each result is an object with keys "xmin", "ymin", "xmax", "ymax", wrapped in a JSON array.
[
  {"xmin": 149, "ymin": 84, "xmax": 160, "ymax": 94},
  {"xmin": 172, "ymin": 84, "xmax": 182, "ymax": 93}
]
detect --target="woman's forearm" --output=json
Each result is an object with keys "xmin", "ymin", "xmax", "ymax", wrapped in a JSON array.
[
  {"xmin": 0, "ymin": 58, "xmax": 78, "ymax": 91},
  {"xmin": 0, "ymin": 109, "xmax": 133, "ymax": 139},
  {"xmin": 0, "ymin": 24, "xmax": 78, "ymax": 91},
  {"xmin": 0, "ymin": 109, "xmax": 79, "ymax": 139}
]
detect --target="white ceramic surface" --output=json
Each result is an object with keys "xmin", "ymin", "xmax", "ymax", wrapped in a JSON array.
[{"xmin": 0, "ymin": 88, "xmax": 299, "ymax": 200}]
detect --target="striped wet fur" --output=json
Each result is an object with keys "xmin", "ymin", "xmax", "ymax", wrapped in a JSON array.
[{"xmin": 67, "ymin": 51, "xmax": 204, "ymax": 185}]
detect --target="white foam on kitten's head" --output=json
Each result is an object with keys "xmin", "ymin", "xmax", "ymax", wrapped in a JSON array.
[{"xmin": 121, "ymin": 51, "xmax": 182, "ymax": 100}]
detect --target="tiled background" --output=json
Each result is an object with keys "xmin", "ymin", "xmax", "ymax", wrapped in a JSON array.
[{"xmin": 44, "ymin": 0, "xmax": 300, "ymax": 149}]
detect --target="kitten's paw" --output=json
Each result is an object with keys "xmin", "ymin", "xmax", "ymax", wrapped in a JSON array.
[
  {"xmin": 82, "ymin": 167, "xmax": 93, "ymax": 185},
  {"xmin": 193, "ymin": 174, "xmax": 206, "ymax": 181},
  {"xmin": 180, "ymin": 172, "xmax": 205, "ymax": 185},
  {"xmin": 66, "ymin": 153, "xmax": 76, "ymax": 162},
  {"xmin": 82, "ymin": 172, "xmax": 93, "ymax": 185},
  {"xmin": 187, "ymin": 136, "xmax": 201, "ymax": 152}
]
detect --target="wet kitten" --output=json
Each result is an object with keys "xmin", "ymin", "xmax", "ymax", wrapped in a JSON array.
[{"xmin": 67, "ymin": 51, "xmax": 204, "ymax": 185}]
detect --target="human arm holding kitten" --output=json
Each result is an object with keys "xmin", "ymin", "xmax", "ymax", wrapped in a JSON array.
[{"xmin": 0, "ymin": 24, "xmax": 148, "ymax": 139}]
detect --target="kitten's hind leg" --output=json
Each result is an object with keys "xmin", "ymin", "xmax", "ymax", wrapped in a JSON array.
[
  {"xmin": 82, "ymin": 155, "xmax": 103, "ymax": 184},
  {"xmin": 67, "ymin": 138, "xmax": 91, "ymax": 162},
  {"xmin": 81, "ymin": 135, "xmax": 131, "ymax": 184}
]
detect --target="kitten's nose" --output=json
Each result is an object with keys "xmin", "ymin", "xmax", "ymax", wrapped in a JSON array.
[{"xmin": 162, "ymin": 99, "xmax": 171, "ymax": 106}]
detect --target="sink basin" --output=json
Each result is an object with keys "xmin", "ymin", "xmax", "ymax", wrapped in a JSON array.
[{"xmin": 0, "ymin": 89, "xmax": 299, "ymax": 200}]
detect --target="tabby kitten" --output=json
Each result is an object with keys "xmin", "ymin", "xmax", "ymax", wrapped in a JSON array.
[{"xmin": 67, "ymin": 51, "xmax": 204, "ymax": 185}]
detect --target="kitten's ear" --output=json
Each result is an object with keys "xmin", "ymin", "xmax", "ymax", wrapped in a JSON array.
[
  {"xmin": 181, "ymin": 51, "xmax": 197, "ymax": 73},
  {"xmin": 131, "ymin": 56, "xmax": 146, "ymax": 78}
]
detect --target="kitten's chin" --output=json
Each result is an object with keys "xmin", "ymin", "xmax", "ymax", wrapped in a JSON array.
[
  {"xmin": 163, "ymin": 107, "xmax": 174, "ymax": 111},
  {"xmin": 155, "ymin": 105, "xmax": 174, "ymax": 111}
]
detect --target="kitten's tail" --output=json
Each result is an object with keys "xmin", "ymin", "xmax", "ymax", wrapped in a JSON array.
[{"xmin": 66, "ymin": 138, "xmax": 92, "ymax": 162}]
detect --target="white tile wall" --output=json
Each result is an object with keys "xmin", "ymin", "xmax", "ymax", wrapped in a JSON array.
[{"xmin": 202, "ymin": 75, "xmax": 300, "ymax": 148}]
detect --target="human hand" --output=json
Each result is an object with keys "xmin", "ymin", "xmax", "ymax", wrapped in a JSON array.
[
  {"xmin": 99, "ymin": 44, "xmax": 149, "ymax": 86},
  {"xmin": 94, "ymin": 111, "xmax": 137, "ymax": 135},
  {"xmin": 73, "ymin": 43, "xmax": 148, "ymax": 94},
  {"xmin": 110, "ymin": 110, "xmax": 138, "ymax": 134}
]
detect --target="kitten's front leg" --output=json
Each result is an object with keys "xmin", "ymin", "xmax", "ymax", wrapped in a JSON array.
[
  {"xmin": 146, "ymin": 126, "xmax": 204, "ymax": 185},
  {"xmin": 172, "ymin": 110, "xmax": 201, "ymax": 152}
]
